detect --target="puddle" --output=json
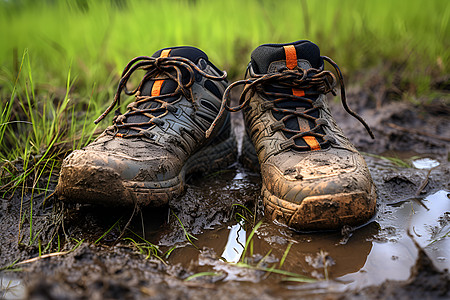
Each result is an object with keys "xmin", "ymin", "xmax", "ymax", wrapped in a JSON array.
[
  {"xmin": 406, "ymin": 190, "xmax": 450, "ymax": 270},
  {"xmin": 341, "ymin": 189, "xmax": 450, "ymax": 289},
  {"xmin": 0, "ymin": 276, "xmax": 26, "ymax": 300},
  {"xmin": 221, "ymin": 221, "xmax": 246, "ymax": 263},
  {"xmin": 412, "ymin": 157, "xmax": 441, "ymax": 169},
  {"xmin": 144, "ymin": 165, "xmax": 449, "ymax": 291}
]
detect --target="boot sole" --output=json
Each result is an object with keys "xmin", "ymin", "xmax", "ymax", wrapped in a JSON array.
[
  {"xmin": 262, "ymin": 183, "xmax": 377, "ymax": 231},
  {"xmin": 57, "ymin": 133, "xmax": 237, "ymax": 207}
]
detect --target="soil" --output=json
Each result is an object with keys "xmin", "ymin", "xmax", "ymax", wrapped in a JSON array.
[{"xmin": 1, "ymin": 73, "xmax": 449, "ymax": 299}]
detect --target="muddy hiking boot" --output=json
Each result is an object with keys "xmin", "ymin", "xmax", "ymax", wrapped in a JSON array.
[
  {"xmin": 210, "ymin": 40, "xmax": 377, "ymax": 230},
  {"xmin": 56, "ymin": 46, "xmax": 236, "ymax": 207}
]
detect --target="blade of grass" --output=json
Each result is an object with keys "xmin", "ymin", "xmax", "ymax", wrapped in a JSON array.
[
  {"xmin": 240, "ymin": 220, "xmax": 262, "ymax": 263},
  {"xmin": 94, "ymin": 217, "xmax": 122, "ymax": 244},
  {"xmin": 234, "ymin": 262, "xmax": 316, "ymax": 283},
  {"xmin": 184, "ymin": 272, "xmax": 223, "ymax": 281},
  {"xmin": 279, "ymin": 242, "xmax": 293, "ymax": 268},
  {"xmin": 171, "ymin": 210, "xmax": 198, "ymax": 248}
]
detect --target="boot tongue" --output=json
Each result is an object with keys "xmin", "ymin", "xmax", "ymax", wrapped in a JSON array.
[
  {"xmin": 250, "ymin": 40, "xmax": 322, "ymax": 74},
  {"xmin": 140, "ymin": 46, "xmax": 209, "ymax": 99},
  {"xmin": 151, "ymin": 46, "xmax": 208, "ymax": 63},
  {"xmin": 123, "ymin": 47, "xmax": 208, "ymax": 129},
  {"xmin": 250, "ymin": 41, "xmax": 326, "ymax": 150}
]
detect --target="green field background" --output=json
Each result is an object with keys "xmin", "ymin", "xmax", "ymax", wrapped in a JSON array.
[{"xmin": 1, "ymin": 0, "xmax": 449, "ymax": 87}]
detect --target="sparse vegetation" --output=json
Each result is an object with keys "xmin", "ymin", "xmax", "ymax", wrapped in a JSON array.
[{"xmin": 235, "ymin": 221, "xmax": 315, "ymax": 282}]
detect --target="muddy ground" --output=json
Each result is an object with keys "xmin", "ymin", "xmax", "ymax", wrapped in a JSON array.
[{"xmin": 1, "ymin": 73, "xmax": 449, "ymax": 299}]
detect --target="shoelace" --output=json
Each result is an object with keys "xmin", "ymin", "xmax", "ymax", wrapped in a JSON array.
[
  {"xmin": 206, "ymin": 56, "xmax": 374, "ymax": 148},
  {"xmin": 95, "ymin": 55, "xmax": 227, "ymax": 138}
]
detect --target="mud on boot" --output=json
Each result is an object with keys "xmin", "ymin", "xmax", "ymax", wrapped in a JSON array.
[
  {"xmin": 212, "ymin": 40, "xmax": 377, "ymax": 230},
  {"xmin": 56, "ymin": 46, "xmax": 236, "ymax": 207}
]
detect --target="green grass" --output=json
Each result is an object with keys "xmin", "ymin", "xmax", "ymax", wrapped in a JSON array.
[
  {"xmin": 184, "ymin": 271, "xmax": 224, "ymax": 281},
  {"xmin": 362, "ymin": 152, "xmax": 412, "ymax": 168},
  {"xmin": 1, "ymin": 0, "xmax": 448, "ymax": 91},
  {"xmin": 0, "ymin": 49, "xmax": 95, "ymax": 204},
  {"xmin": 234, "ymin": 220, "xmax": 315, "ymax": 282},
  {"xmin": 172, "ymin": 210, "xmax": 198, "ymax": 248}
]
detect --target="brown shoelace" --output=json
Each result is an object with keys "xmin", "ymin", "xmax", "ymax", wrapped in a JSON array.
[
  {"xmin": 95, "ymin": 55, "xmax": 227, "ymax": 138},
  {"xmin": 206, "ymin": 56, "xmax": 374, "ymax": 148}
]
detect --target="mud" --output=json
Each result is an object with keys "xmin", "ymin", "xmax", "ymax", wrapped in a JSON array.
[{"xmin": 1, "ymin": 77, "xmax": 449, "ymax": 299}]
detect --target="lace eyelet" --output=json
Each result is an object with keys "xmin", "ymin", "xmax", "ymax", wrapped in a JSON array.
[
  {"xmin": 316, "ymin": 118, "xmax": 329, "ymax": 126},
  {"xmin": 279, "ymin": 139, "xmax": 295, "ymax": 150},
  {"xmin": 269, "ymin": 120, "xmax": 285, "ymax": 134}
]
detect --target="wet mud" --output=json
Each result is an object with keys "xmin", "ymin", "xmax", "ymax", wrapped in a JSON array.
[{"xmin": 1, "ymin": 81, "xmax": 449, "ymax": 299}]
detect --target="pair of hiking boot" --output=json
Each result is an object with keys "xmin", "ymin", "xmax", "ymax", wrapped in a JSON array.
[{"xmin": 56, "ymin": 40, "xmax": 376, "ymax": 231}]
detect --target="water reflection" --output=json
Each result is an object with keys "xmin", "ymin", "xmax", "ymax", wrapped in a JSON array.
[
  {"xmin": 408, "ymin": 190, "xmax": 450, "ymax": 271},
  {"xmin": 163, "ymin": 219, "xmax": 377, "ymax": 282},
  {"xmin": 342, "ymin": 189, "xmax": 450, "ymax": 288},
  {"xmin": 412, "ymin": 157, "xmax": 440, "ymax": 169},
  {"xmin": 221, "ymin": 221, "xmax": 246, "ymax": 263},
  {"xmin": 247, "ymin": 221, "xmax": 378, "ymax": 279},
  {"xmin": 0, "ymin": 276, "xmax": 26, "ymax": 300}
]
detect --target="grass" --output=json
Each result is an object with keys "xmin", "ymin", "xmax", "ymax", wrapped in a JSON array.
[
  {"xmin": 122, "ymin": 229, "xmax": 166, "ymax": 262},
  {"xmin": 240, "ymin": 220, "xmax": 262, "ymax": 262},
  {"xmin": 122, "ymin": 237, "xmax": 161, "ymax": 260},
  {"xmin": 184, "ymin": 272, "xmax": 224, "ymax": 281},
  {"xmin": 94, "ymin": 217, "xmax": 122, "ymax": 244},
  {"xmin": 1, "ymin": 237, "xmax": 84, "ymax": 272},
  {"xmin": 184, "ymin": 219, "xmax": 315, "ymax": 283},
  {"xmin": 231, "ymin": 203, "xmax": 256, "ymax": 226},
  {"xmin": 0, "ymin": 277, "xmax": 24, "ymax": 299},
  {"xmin": 362, "ymin": 152, "xmax": 412, "ymax": 168},
  {"xmin": 0, "ymin": 49, "xmax": 97, "ymax": 198},
  {"xmin": 172, "ymin": 210, "xmax": 198, "ymax": 248},
  {"xmin": 235, "ymin": 220, "xmax": 315, "ymax": 282},
  {"xmin": 1, "ymin": 0, "xmax": 448, "ymax": 84},
  {"xmin": 279, "ymin": 242, "xmax": 293, "ymax": 268}
]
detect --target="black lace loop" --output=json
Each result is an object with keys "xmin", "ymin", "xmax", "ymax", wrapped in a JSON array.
[
  {"xmin": 95, "ymin": 55, "xmax": 227, "ymax": 129},
  {"xmin": 206, "ymin": 56, "xmax": 374, "ymax": 141}
]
